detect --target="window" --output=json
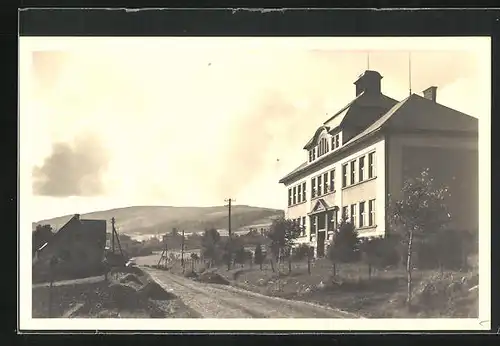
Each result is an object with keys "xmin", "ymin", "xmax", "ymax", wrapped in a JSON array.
[
  {"xmin": 335, "ymin": 134, "xmax": 340, "ymax": 148},
  {"xmin": 359, "ymin": 201, "xmax": 366, "ymax": 228},
  {"xmin": 302, "ymin": 216, "xmax": 306, "ymax": 235},
  {"xmin": 325, "ymin": 138, "xmax": 329, "ymax": 153},
  {"xmin": 309, "ymin": 150, "xmax": 313, "ymax": 162},
  {"xmin": 350, "ymin": 204, "xmax": 357, "ymax": 227},
  {"xmin": 302, "ymin": 182, "xmax": 306, "ymax": 201},
  {"xmin": 313, "ymin": 147, "xmax": 317, "ymax": 160},
  {"xmin": 311, "ymin": 178, "xmax": 316, "ymax": 198},
  {"xmin": 342, "ymin": 164, "xmax": 348, "ymax": 188},
  {"xmin": 342, "ymin": 206, "xmax": 349, "ymax": 220},
  {"xmin": 328, "ymin": 211, "xmax": 336, "ymax": 231},
  {"xmin": 323, "ymin": 173, "xmax": 329, "ymax": 194},
  {"xmin": 359, "ymin": 156, "xmax": 365, "ymax": 182},
  {"xmin": 369, "ymin": 199, "xmax": 376, "ymax": 226},
  {"xmin": 368, "ymin": 152, "xmax": 375, "ymax": 178},
  {"xmin": 350, "ymin": 160, "xmax": 356, "ymax": 185},
  {"xmin": 297, "ymin": 184, "xmax": 302, "ymax": 203},
  {"xmin": 293, "ymin": 186, "xmax": 297, "ymax": 205},
  {"xmin": 317, "ymin": 176, "xmax": 322, "ymax": 195},
  {"xmin": 329, "ymin": 169, "xmax": 335, "ymax": 192},
  {"xmin": 331, "ymin": 137, "xmax": 335, "ymax": 150},
  {"xmin": 311, "ymin": 216, "xmax": 317, "ymax": 234},
  {"xmin": 288, "ymin": 189, "xmax": 292, "ymax": 206}
]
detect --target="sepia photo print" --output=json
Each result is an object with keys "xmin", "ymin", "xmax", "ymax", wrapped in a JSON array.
[{"xmin": 19, "ymin": 36, "xmax": 491, "ymax": 331}]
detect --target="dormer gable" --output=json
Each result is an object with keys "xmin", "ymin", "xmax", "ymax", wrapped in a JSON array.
[{"xmin": 304, "ymin": 126, "xmax": 343, "ymax": 163}]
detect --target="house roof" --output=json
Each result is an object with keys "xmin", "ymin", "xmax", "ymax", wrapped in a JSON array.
[
  {"xmin": 279, "ymin": 93, "xmax": 477, "ymax": 185},
  {"xmin": 36, "ymin": 215, "xmax": 107, "ymax": 253},
  {"xmin": 303, "ymin": 92, "xmax": 398, "ymax": 150}
]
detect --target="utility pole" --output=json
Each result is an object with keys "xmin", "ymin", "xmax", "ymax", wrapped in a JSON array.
[
  {"xmin": 224, "ymin": 198, "xmax": 235, "ymax": 271},
  {"xmin": 111, "ymin": 217, "xmax": 115, "ymax": 253},
  {"xmin": 157, "ymin": 234, "xmax": 168, "ymax": 268},
  {"xmin": 181, "ymin": 230, "xmax": 185, "ymax": 272}
]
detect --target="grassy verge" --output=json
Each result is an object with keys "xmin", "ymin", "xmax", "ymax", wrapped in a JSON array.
[
  {"xmin": 32, "ymin": 267, "xmax": 200, "ymax": 318},
  {"xmin": 163, "ymin": 258, "xmax": 478, "ymax": 318}
]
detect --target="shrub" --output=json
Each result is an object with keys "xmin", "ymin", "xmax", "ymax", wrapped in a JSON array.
[
  {"xmin": 327, "ymin": 219, "xmax": 359, "ymax": 276},
  {"xmin": 293, "ymin": 244, "xmax": 310, "ymax": 261}
]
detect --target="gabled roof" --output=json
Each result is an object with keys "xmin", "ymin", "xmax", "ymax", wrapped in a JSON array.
[
  {"xmin": 36, "ymin": 215, "xmax": 107, "ymax": 253},
  {"xmin": 347, "ymin": 93, "xmax": 478, "ymax": 144},
  {"xmin": 303, "ymin": 92, "xmax": 398, "ymax": 150},
  {"xmin": 279, "ymin": 93, "xmax": 477, "ymax": 185}
]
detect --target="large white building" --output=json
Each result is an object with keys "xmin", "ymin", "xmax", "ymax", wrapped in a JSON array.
[{"xmin": 279, "ymin": 70, "xmax": 478, "ymax": 258}]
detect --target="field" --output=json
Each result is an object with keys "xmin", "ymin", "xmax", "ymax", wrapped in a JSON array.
[
  {"xmin": 32, "ymin": 267, "xmax": 199, "ymax": 318},
  {"xmin": 165, "ymin": 256, "xmax": 479, "ymax": 318}
]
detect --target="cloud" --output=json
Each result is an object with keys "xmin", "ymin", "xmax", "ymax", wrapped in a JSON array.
[{"xmin": 32, "ymin": 133, "xmax": 109, "ymax": 197}]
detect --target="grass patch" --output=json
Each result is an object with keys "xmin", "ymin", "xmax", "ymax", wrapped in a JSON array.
[{"xmin": 214, "ymin": 258, "xmax": 478, "ymax": 318}]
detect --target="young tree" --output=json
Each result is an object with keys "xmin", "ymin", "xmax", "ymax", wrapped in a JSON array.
[
  {"xmin": 234, "ymin": 246, "xmax": 247, "ymax": 268},
  {"xmin": 293, "ymin": 243, "xmax": 312, "ymax": 275},
  {"xmin": 201, "ymin": 228, "xmax": 221, "ymax": 267},
  {"xmin": 190, "ymin": 252, "xmax": 200, "ymax": 272},
  {"xmin": 267, "ymin": 217, "xmax": 302, "ymax": 274},
  {"xmin": 254, "ymin": 244, "xmax": 265, "ymax": 270},
  {"xmin": 327, "ymin": 218, "xmax": 359, "ymax": 277},
  {"xmin": 32, "ymin": 224, "xmax": 54, "ymax": 256},
  {"xmin": 389, "ymin": 168, "xmax": 451, "ymax": 308}
]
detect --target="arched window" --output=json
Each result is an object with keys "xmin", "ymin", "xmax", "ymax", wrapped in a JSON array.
[{"xmin": 318, "ymin": 137, "xmax": 330, "ymax": 157}]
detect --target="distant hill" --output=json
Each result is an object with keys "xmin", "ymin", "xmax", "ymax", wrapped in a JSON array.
[{"xmin": 32, "ymin": 205, "xmax": 284, "ymax": 238}]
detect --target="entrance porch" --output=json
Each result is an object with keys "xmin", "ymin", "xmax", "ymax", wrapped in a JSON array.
[{"xmin": 308, "ymin": 199, "xmax": 339, "ymax": 258}]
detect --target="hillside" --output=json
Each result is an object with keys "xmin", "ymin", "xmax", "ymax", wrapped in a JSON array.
[{"xmin": 32, "ymin": 205, "xmax": 284, "ymax": 238}]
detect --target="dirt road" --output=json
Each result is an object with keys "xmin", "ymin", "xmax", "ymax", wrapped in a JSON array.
[{"xmin": 143, "ymin": 267, "xmax": 361, "ymax": 318}]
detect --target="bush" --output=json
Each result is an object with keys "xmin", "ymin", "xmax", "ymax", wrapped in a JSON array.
[
  {"xmin": 412, "ymin": 272, "xmax": 478, "ymax": 317},
  {"xmin": 413, "ymin": 229, "xmax": 475, "ymax": 270},
  {"xmin": 360, "ymin": 236, "xmax": 401, "ymax": 273},
  {"xmin": 293, "ymin": 244, "xmax": 310, "ymax": 261},
  {"xmin": 327, "ymin": 220, "xmax": 360, "ymax": 267}
]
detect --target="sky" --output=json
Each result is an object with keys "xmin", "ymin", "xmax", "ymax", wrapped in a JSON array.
[{"xmin": 19, "ymin": 37, "xmax": 489, "ymax": 221}]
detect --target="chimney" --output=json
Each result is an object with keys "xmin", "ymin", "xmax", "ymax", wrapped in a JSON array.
[
  {"xmin": 74, "ymin": 214, "xmax": 80, "ymax": 220},
  {"xmin": 423, "ymin": 86, "xmax": 437, "ymax": 102},
  {"xmin": 354, "ymin": 70, "xmax": 383, "ymax": 96}
]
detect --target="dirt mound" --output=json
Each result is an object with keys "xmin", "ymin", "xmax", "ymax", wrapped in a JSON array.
[
  {"xmin": 184, "ymin": 270, "xmax": 199, "ymax": 279},
  {"xmin": 198, "ymin": 272, "xmax": 230, "ymax": 285},
  {"xmin": 108, "ymin": 283, "xmax": 144, "ymax": 309},
  {"xmin": 138, "ymin": 281, "xmax": 176, "ymax": 300},
  {"xmin": 120, "ymin": 273, "xmax": 143, "ymax": 286}
]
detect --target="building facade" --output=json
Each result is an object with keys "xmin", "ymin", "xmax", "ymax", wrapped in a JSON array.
[{"xmin": 279, "ymin": 70, "xmax": 478, "ymax": 258}]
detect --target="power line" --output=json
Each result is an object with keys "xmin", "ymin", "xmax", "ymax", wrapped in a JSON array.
[{"xmin": 224, "ymin": 198, "xmax": 235, "ymax": 270}]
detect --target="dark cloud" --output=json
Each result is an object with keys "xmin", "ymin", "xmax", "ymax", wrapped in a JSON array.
[{"xmin": 32, "ymin": 134, "xmax": 109, "ymax": 197}]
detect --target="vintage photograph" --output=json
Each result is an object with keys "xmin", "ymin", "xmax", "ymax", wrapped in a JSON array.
[{"xmin": 19, "ymin": 37, "xmax": 490, "ymax": 330}]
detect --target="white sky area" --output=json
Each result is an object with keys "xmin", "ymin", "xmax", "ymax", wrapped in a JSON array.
[{"xmin": 19, "ymin": 37, "xmax": 490, "ymax": 221}]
